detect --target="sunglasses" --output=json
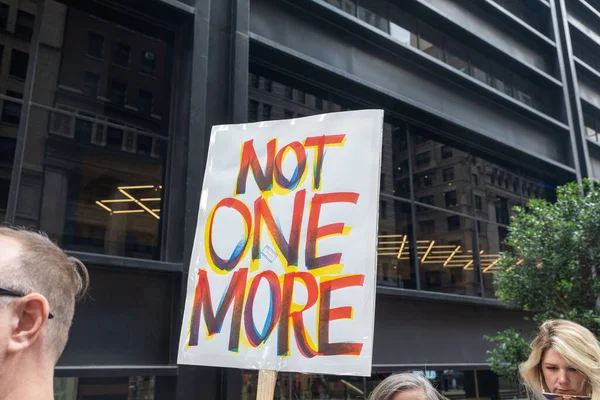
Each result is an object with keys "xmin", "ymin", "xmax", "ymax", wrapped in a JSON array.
[
  {"xmin": 543, "ymin": 394, "xmax": 591, "ymax": 400},
  {"xmin": 0, "ymin": 287, "xmax": 54, "ymax": 319}
]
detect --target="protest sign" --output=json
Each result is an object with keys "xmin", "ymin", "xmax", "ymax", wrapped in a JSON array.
[{"xmin": 178, "ymin": 110, "xmax": 384, "ymax": 379}]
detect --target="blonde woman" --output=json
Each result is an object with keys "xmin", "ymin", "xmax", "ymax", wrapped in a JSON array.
[
  {"xmin": 368, "ymin": 372, "xmax": 443, "ymax": 400},
  {"xmin": 520, "ymin": 320, "xmax": 599, "ymax": 400}
]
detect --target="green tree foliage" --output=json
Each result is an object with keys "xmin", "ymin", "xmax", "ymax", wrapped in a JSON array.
[{"xmin": 486, "ymin": 179, "xmax": 600, "ymax": 383}]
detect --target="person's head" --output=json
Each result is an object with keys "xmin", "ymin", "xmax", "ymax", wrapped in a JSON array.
[
  {"xmin": 369, "ymin": 372, "xmax": 443, "ymax": 400},
  {"xmin": 520, "ymin": 320, "xmax": 600, "ymax": 400},
  {"xmin": 0, "ymin": 226, "xmax": 89, "ymax": 370}
]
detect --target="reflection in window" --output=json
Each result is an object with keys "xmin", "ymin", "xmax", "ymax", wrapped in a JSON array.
[
  {"xmin": 114, "ymin": 41, "xmax": 131, "ymax": 67},
  {"xmin": 139, "ymin": 90, "xmax": 154, "ymax": 114},
  {"xmin": 443, "ymin": 167, "xmax": 454, "ymax": 182},
  {"xmin": 83, "ymin": 72, "xmax": 100, "ymax": 98},
  {"xmin": 444, "ymin": 190, "xmax": 457, "ymax": 207},
  {"xmin": 16, "ymin": 11, "xmax": 35, "ymax": 41},
  {"xmin": 248, "ymin": 100, "xmax": 258, "ymax": 121},
  {"xmin": 87, "ymin": 32, "xmax": 104, "ymax": 58},
  {"xmin": 110, "ymin": 80, "xmax": 127, "ymax": 106},
  {"xmin": 9, "ymin": 49, "xmax": 28, "ymax": 80},
  {"xmin": 141, "ymin": 50, "xmax": 156, "ymax": 76},
  {"xmin": 0, "ymin": 3, "xmax": 8, "ymax": 31},
  {"xmin": 1, "ymin": 92, "xmax": 22, "ymax": 125},
  {"xmin": 18, "ymin": 3, "xmax": 171, "ymax": 260},
  {"xmin": 262, "ymin": 103, "xmax": 272, "ymax": 120},
  {"xmin": 418, "ymin": 23, "xmax": 444, "ymax": 61}
]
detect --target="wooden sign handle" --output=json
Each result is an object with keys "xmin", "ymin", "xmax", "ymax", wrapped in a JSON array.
[{"xmin": 257, "ymin": 369, "xmax": 278, "ymax": 400}]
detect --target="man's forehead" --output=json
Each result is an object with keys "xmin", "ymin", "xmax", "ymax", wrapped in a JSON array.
[{"xmin": 0, "ymin": 235, "xmax": 22, "ymax": 267}]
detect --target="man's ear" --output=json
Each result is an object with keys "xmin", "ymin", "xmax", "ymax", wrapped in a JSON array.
[{"xmin": 7, "ymin": 293, "xmax": 50, "ymax": 355}]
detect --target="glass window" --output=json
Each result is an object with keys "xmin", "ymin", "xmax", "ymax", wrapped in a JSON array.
[
  {"xmin": 315, "ymin": 97, "xmax": 323, "ymax": 110},
  {"xmin": 474, "ymin": 195, "xmax": 483, "ymax": 211},
  {"xmin": 87, "ymin": 32, "xmax": 104, "ymax": 59},
  {"xmin": 262, "ymin": 103, "xmax": 271, "ymax": 120},
  {"xmin": 441, "ymin": 145, "xmax": 453, "ymax": 159},
  {"xmin": 110, "ymin": 80, "xmax": 127, "ymax": 106},
  {"xmin": 416, "ymin": 210, "xmax": 478, "ymax": 295},
  {"xmin": 284, "ymin": 86, "xmax": 293, "ymax": 99},
  {"xmin": 138, "ymin": 90, "xmax": 153, "ymax": 114},
  {"xmin": 264, "ymin": 78, "xmax": 272, "ymax": 92},
  {"xmin": 1, "ymin": 91, "xmax": 22, "ymax": 125},
  {"xmin": 389, "ymin": 8, "xmax": 418, "ymax": 47},
  {"xmin": 472, "ymin": 173, "xmax": 478, "ymax": 186},
  {"xmin": 23, "ymin": 2, "xmax": 173, "ymax": 260},
  {"xmin": 248, "ymin": 99, "xmax": 258, "ymax": 121},
  {"xmin": 141, "ymin": 50, "xmax": 156, "ymax": 76},
  {"xmin": 9, "ymin": 49, "xmax": 28, "ymax": 80},
  {"xmin": 442, "ymin": 167, "xmax": 454, "ymax": 182},
  {"xmin": 358, "ymin": 0, "xmax": 388, "ymax": 33},
  {"xmin": 445, "ymin": 38, "xmax": 469, "ymax": 74},
  {"xmin": 378, "ymin": 199, "xmax": 417, "ymax": 289},
  {"xmin": 444, "ymin": 190, "xmax": 457, "ymax": 207},
  {"xmin": 416, "ymin": 151, "xmax": 430, "ymax": 166},
  {"xmin": 0, "ymin": 3, "xmax": 8, "ymax": 30},
  {"xmin": 470, "ymin": 50, "xmax": 491, "ymax": 85},
  {"xmin": 585, "ymin": 113, "xmax": 598, "ymax": 142},
  {"xmin": 113, "ymin": 41, "xmax": 130, "ymax": 67},
  {"xmin": 297, "ymin": 90, "xmax": 306, "ymax": 104},
  {"xmin": 418, "ymin": 22, "xmax": 444, "ymax": 61},
  {"xmin": 491, "ymin": 62, "xmax": 513, "ymax": 97},
  {"xmin": 15, "ymin": 10, "xmax": 35, "ymax": 41},
  {"xmin": 249, "ymin": 72, "xmax": 259, "ymax": 89},
  {"xmin": 83, "ymin": 72, "xmax": 100, "ymax": 98}
]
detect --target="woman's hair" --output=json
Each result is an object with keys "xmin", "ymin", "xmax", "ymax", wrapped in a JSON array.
[
  {"xmin": 520, "ymin": 320, "xmax": 600, "ymax": 400},
  {"xmin": 368, "ymin": 372, "xmax": 443, "ymax": 400}
]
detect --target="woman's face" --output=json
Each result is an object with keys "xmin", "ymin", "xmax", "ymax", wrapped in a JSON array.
[{"xmin": 541, "ymin": 348, "xmax": 589, "ymax": 396}]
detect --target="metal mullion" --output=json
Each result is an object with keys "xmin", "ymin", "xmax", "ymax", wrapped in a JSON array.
[
  {"xmin": 5, "ymin": 0, "xmax": 45, "ymax": 224},
  {"xmin": 406, "ymin": 124, "xmax": 421, "ymax": 290}
]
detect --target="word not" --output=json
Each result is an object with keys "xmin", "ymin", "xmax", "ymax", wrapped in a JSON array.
[{"xmin": 188, "ymin": 268, "xmax": 364, "ymax": 357}]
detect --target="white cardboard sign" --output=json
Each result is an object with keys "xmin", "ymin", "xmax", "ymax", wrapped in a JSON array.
[{"xmin": 177, "ymin": 110, "xmax": 384, "ymax": 376}]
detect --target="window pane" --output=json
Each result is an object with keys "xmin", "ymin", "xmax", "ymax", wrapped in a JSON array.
[
  {"xmin": 446, "ymin": 38, "xmax": 469, "ymax": 74},
  {"xmin": 15, "ymin": 11, "xmax": 35, "ymax": 41},
  {"xmin": 25, "ymin": 2, "xmax": 173, "ymax": 259},
  {"xmin": 378, "ymin": 196, "xmax": 418, "ymax": 289},
  {"xmin": 410, "ymin": 128, "xmax": 472, "ymax": 213},
  {"xmin": 417, "ymin": 209, "xmax": 479, "ymax": 296},
  {"xmin": 418, "ymin": 23, "xmax": 444, "ymax": 61},
  {"xmin": 470, "ymin": 50, "xmax": 491, "ymax": 85},
  {"xmin": 358, "ymin": 0, "xmax": 389, "ymax": 33},
  {"xmin": 389, "ymin": 7, "xmax": 418, "ymax": 47},
  {"xmin": 9, "ymin": 49, "xmax": 29, "ymax": 80}
]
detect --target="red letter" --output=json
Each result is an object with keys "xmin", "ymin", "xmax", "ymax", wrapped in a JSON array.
[
  {"xmin": 244, "ymin": 270, "xmax": 281, "ymax": 347},
  {"xmin": 304, "ymin": 135, "xmax": 345, "ymax": 190},
  {"xmin": 274, "ymin": 141, "xmax": 307, "ymax": 190},
  {"xmin": 277, "ymin": 272, "xmax": 319, "ymax": 358},
  {"xmin": 306, "ymin": 192, "xmax": 359, "ymax": 270},
  {"xmin": 253, "ymin": 190, "xmax": 306, "ymax": 267},
  {"xmin": 188, "ymin": 268, "xmax": 248, "ymax": 352},
  {"xmin": 235, "ymin": 139, "xmax": 276, "ymax": 195},
  {"xmin": 207, "ymin": 198, "xmax": 252, "ymax": 272},
  {"xmin": 318, "ymin": 275, "xmax": 364, "ymax": 356}
]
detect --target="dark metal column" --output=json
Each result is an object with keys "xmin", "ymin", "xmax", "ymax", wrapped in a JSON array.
[
  {"xmin": 551, "ymin": 0, "xmax": 591, "ymax": 180},
  {"xmin": 176, "ymin": 0, "xmax": 250, "ymax": 397}
]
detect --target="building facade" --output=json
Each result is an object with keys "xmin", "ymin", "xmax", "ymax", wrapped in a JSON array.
[{"xmin": 1, "ymin": 0, "xmax": 599, "ymax": 398}]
